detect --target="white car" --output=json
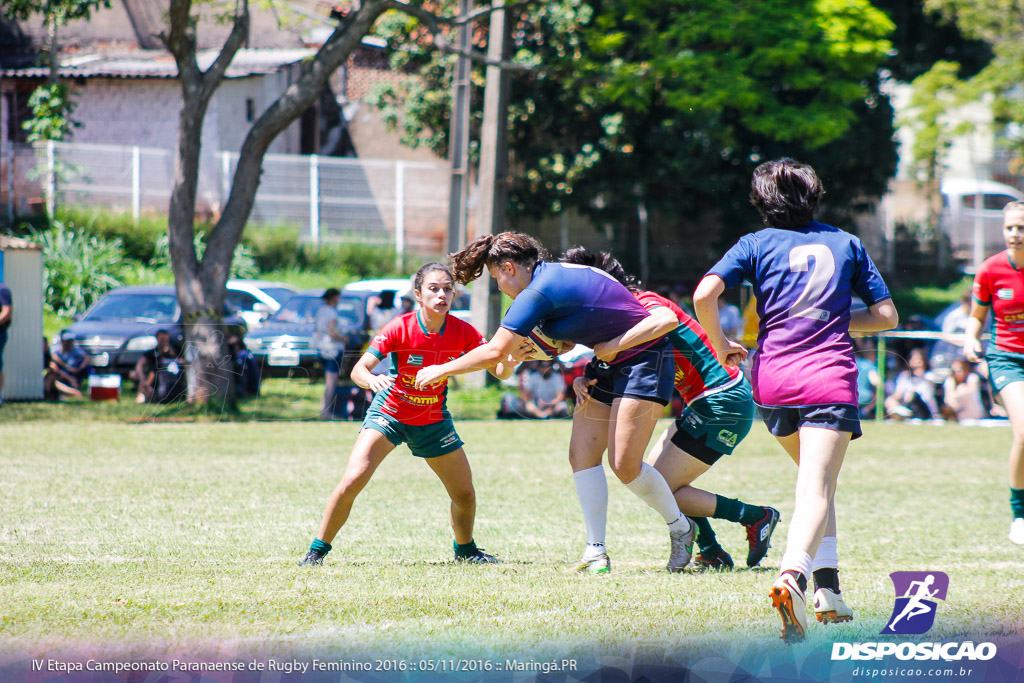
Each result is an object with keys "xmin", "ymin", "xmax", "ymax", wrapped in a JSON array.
[
  {"xmin": 941, "ymin": 178, "xmax": 1024, "ymax": 261},
  {"xmin": 343, "ymin": 277, "xmax": 472, "ymax": 323},
  {"xmin": 225, "ymin": 279, "xmax": 298, "ymax": 329}
]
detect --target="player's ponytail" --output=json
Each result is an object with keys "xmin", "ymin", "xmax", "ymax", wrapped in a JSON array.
[{"xmin": 449, "ymin": 232, "xmax": 546, "ymax": 285}]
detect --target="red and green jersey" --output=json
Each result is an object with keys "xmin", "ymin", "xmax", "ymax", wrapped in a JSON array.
[
  {"xmin": 368, "ymin": 311, "xmax": 485, "ymax": 425},
  {"xmin": 973, "ymin": 251, "xmax": 1024, "ymax": 354},
  {"xmin": 635, "ymin": 291, "xmax": 742, "ymax": 404}
]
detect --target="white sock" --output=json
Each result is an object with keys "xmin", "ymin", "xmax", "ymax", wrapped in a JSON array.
[
  {"xmin": 573, "ymin": 466, "xmax": 608, "ymax": 547},
  {"xmin": 780, "ymin": 550, "xmax": 813, "ymax": 584},
  {"xmin": 624, "ymin": 463, "xmax": 688, "ymax": 531},
  {"xmin": 582, "ymin": 543, "xmax": 606, "ymax": 560},
  {"xmin": 812, "ymin": 536, "xmax": 839, "ymax": 571}
]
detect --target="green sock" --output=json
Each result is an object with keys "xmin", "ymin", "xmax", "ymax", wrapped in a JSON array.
[
  {"xmin": 714, "ymin": 495, "xmax": 764, "ymax": 526},
  {"xmin": 692, "ymin": 517, "xmax": 722, "ymax": 554},
  {"xmin": 1011, "ymin": 488, "xmax": 1024, "ymax": 519},
  {"xmin": 310, "ymin": 538, "xmax": 331, "ymax": 555},
  {"xmin": 454, "ymin": 540, "xmax": 478, "ymax": 557}
]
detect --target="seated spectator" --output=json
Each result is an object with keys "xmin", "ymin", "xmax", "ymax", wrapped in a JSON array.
[
  {"xmin": 44, "ymin": 331, "xmax": 89, "ymax": 400},
  {"xmin": 228, "ymin": 336, "xmax": 262, "ymax": 398},
  {"xmin": 498, "ymin": 359, "xmax": 571, "ymax": 419},
  {"xmin": 885, "ymin": 348, "xmax": 941, "ymax": 419},
  {"xmin": 854, "ymin": 338, "xmax": 880, "ymax": 418},
  {"xmin": 942, "ymin": 358, "xmax": 988, "ymax": 422},
  {"xmin": 131, "ymin": 329, "xmax": 186, "ymax": 404}
]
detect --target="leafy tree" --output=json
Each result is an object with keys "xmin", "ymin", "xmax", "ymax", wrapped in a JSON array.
[
  {"xmin": 373, "ymin": 0, "xmax": 897, "ymax": 279},
  {"xmin": 161, "ymin": 0, "xmax": 518, "ymax": 407}
]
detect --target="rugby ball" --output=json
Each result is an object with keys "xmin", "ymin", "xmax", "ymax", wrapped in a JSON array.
[{"xmin": 525, "ymin": 327, "xmax": 562, "ymax": 361}]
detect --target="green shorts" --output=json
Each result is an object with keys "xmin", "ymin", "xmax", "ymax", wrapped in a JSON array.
[
  {"xmin": 362, "ymin": 405, "xmax": 464, "ymax": 459},
  {"xmin": 987, "ymin": 349, "xmax": 1024, "ymax": 394},
  {"xmin": 671, "ymin": 379, "xmax": 754, "ymax": 464}
]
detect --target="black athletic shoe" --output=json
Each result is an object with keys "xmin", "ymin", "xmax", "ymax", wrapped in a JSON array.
[
  {"xmin": 744, "ymin": 507, "xmax": 781, "ymax": 567},
  {"xmin": 454, "ymin": 548, "xmax": 500, "ymax": 564},
  {"xmin": 693, "ymin": 549, "xmax": 734, "ymax": 570},
  {"xmin": 298, "ymin": 549, "xmax": 326, "ymax": 566}
]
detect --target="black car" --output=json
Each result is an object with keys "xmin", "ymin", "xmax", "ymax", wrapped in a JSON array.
[
  {"xmin": 63, "ymin": 285, "xmax": 247, "ymax": 376},
  {"xmin": 243, "ymin": 289, "xmax": 374, "ymax": 379}
]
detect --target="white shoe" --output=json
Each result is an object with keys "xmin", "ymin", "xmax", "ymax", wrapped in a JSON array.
[
  {"xmin": 667, "ymin": 517, "xmax": 695, "ymax": 572},
  {"xmin": 813, "ymin": 588, "xmax": 854, "ymax": 624},
  {"xmin": 770, "ymin": 573, "xmax": 808, "ymax": 644},
  {"xmin": 1010, "ymin": 518, "xmax": 1024, "ymax": 545},
  {"xmin": 575, "ymin": 550, "xmax": 611, "ymax": 574}
]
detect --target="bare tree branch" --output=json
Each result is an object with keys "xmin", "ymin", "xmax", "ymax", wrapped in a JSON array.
[
  {"xmin": 200, "ymin": 0, "xmax": 250, "ymax": 102},
  {"xmin": 381, "ymin": 0, "xmax": 538, "ymax": 73}
]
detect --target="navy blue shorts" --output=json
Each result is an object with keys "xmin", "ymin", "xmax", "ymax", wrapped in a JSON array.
[
  {"xmin": 757, "ymin": 403, "xmax": 862, "ymax": 440},
  {"xmin": 585, "ymin": 337, "xmax": 675, "ymax": 406},
  {"xmin": 0, "ymin": 329, "xmax": 6, "ymax": 371},
  {"xmin": 320, "ymin": 351, "xmax": 344, "ymax": 374}
]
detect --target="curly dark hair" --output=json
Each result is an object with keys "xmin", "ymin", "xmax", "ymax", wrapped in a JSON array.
[
  {"xmin": 749, "ymin": 158, "xmax": 823, "ymax": 229},
  {"xmin": 449, "ymin": 232, "xmax": 547, "ymax": 285}
]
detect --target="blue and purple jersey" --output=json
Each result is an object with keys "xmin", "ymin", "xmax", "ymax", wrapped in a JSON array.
[
  {"xmin": 708, "ymin": 221, "xmax": 890, "ymax": 407},
  {"xmin": 501, "ymin": 261, "xmax": 655, "ymax": 353}
]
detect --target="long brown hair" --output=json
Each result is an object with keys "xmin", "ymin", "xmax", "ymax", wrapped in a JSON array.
[{"xmin": 449, "ymin": 231, "xmax": 547, "ymax": 285}]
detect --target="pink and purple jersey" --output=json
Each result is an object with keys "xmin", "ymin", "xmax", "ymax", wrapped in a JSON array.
[
  {"xmin": 972, "ymin": 251, "xmax": 1024, "ymax": 354},
  {"xmin": 708, "ymin": 221, "xmax": 890, "ymax": 407},
  {"xmin": 368, "ymin": 311, "xmax": 485, "ymax": 425},
  {"xmin": 635, "ymin": 291, "xmax": 741, "ymax": 404}
]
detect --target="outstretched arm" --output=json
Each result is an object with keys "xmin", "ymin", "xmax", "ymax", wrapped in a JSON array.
[
  {"xmin": 850, "ymin": 298, "xmax": 899, "ymax": 332},
  {"xmin": 414, "ymin": 327, "xmax": 522, "ymax": 389},
  {"xmin": 963, "ymin": 302, "xmax": 989, "ymax": 363},
  {"xmin": 592, "ymin": 306, "xmax": 677, "ymax": 363}
]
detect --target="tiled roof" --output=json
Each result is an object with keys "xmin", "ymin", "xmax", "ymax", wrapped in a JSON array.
[{"xmin": 0, "ymin": 47, "xmax": 314, "ymax": 79}]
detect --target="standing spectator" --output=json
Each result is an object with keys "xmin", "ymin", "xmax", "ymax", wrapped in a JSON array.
[
  {"xmin": 0, "ymin": 281, "xmax": 11, "ymax": 406},
  {"xmin": 717, "ymin": 297, "xmax": 743, "ymax": 341},
  {"xmin": 884, "ymin": 348, "xmax": 940, "ymax": 419},
  {"xmin": 314, "ymin": 288, "xmax": 347, "ymax": 420},
  {"xmin": 942, "ymin": 358, "xmax": 987, "ymax": 422},
  {"xmin": 499, "ymin": 359, "xmax": 570, "ymax": 419},
  {"xmin": 44, "ymin": 331, "xmax": 89, "ymax": 400}
]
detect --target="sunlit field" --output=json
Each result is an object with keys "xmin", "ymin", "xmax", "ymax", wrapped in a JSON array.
[{"xmin": 1, "ymin": 412, "xmax": 1022, "ymax": 666}]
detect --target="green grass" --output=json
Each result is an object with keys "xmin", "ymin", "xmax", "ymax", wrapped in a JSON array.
[{"xmin": 1, "ymin": 417, "xmax": 1022, "ymax": 665}]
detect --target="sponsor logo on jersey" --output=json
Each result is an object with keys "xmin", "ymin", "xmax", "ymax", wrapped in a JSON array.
[
  {"xmin": 716, "ymin": 429, "xmax": 738, "ymax": 448},
  {"xmin": 407, "ymin": 354, "xmax": 424, "ymax": 366},
  {"xmin": 1005, "ymin": 312, "xmax": 1024, "ymax": 322},
  {"xmin": 998, "ymin": 288, "xmax": 1014, "ymax": 300},
  {"xmin": 374, "ymin": 416, "xmax": 390, "ymax": 428},
  {"xmin": 440, "ymin": 431, "xmax": 459, "ymax": 446}
]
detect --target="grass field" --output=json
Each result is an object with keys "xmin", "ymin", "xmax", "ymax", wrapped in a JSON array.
[{"xmin": 1, "ymin": 414, "xmax": 1023, "ymax": 669}]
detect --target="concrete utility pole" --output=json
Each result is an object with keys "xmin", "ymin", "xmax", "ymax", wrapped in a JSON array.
[{"xmin": 446, "ymin": 0, "xmax": 472, "ymax": 256}]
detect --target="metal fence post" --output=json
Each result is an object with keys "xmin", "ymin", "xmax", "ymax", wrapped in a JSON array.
[
  {"xmin": 46, "ymin": 140, "xmax": 55, "ymax": 218},
  {"xmin": 395, "ymin": 160, "xmax": 405, "ymax": 272},
  {"xmin": 309, "ymin": 154, "xmax": 320, "ymax": 247},
  {"xmin": 131, "ymin": 145, "xmax": 141, "ymax": 224}
]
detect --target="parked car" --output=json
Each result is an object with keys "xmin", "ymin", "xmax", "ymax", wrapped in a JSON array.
[
  {"xmin": 225, "ymin": 279, "xmax": 297, "ymax": 329},
  {"xmin": 243, "ymin": 289, "xmax": 374, "ymax": 379},
  {"xmin": 61, "ymin": 285, "xmax": 247, "ymax": 376},
  {"xmin": 343, "ymin": 277, "xmax": 472, "ymax": 324},
  {"xmin": 941, "ymin": 178, "xmax": 1024, "ymax": 261}
]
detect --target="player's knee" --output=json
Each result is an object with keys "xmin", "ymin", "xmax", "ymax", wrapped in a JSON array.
[{"xmin": 451, "ymin": 485, "xmax": 476, "ymax": 508}]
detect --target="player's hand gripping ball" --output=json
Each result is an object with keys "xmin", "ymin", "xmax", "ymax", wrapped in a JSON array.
[{"xmin": 525, "ymin": 328, "xmax": 562, "ymax": 361}]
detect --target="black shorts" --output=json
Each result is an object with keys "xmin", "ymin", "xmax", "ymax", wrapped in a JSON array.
[
  {"xmin": 757, "ymin": 403, "xmax": 862, "ymax": 440},
  {"xmin": 585, "ymin": 337, "xmax": 675, "ymax": 406}
]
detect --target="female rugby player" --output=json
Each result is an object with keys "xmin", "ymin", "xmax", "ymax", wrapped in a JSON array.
[
  {"xmin": 964, "ymin": 200, "xmax": 1024, "ymax": 546},
  {"xmin": 695, "ymin": 159, "xmax": 898, "ymax": 642},
  {"xmin": 413, "ymin": 232, "xmax": 694, "ymax": 573},
  {"xmin": 299, "ymin": 262, "xmax": 516, "ymax": 566}
]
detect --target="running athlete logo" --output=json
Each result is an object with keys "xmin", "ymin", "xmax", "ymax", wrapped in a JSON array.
[{"xmin": 881, "ymin": 571, "xmax": 949, "ymax": 635}]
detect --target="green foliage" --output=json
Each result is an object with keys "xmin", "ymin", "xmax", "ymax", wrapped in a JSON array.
[
  {"xmin": 150, "ymin": 233, "xmax": 260, "ymax": 279},
  {"xmin": 30, "ymin": 219, "xmax": 126, "ymax": 317},
  {"xmin": 55, "ymin": 207, "xmax": 169, "ymax": 263},
  {"xmin": 22, "ymin": 83, "xmax": 79, "ymax": 142},
  {"xmin": 242, "ymin": 225, "xmax": 305, "ymax": 272},
  {"xmin": 3, "ymin": 0, "xmax": 110, "ymax": 22}
]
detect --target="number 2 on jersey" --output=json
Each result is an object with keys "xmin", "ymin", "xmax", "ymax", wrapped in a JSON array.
[{"xmin": 788, "ymin": 244, "xmax": 835, "ymax": 321}]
